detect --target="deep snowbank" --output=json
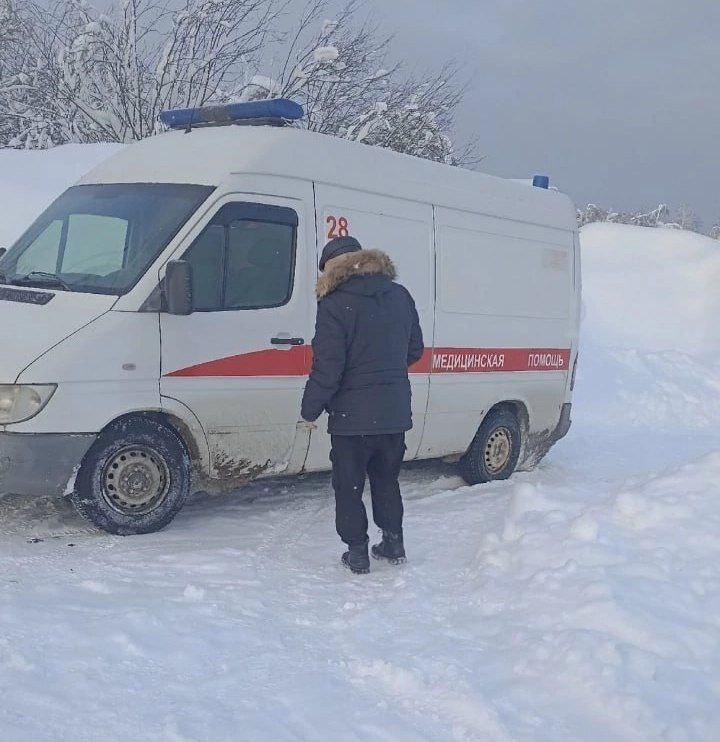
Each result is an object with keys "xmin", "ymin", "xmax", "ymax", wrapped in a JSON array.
[
  {"xmin": 1, "ymin": 145, "xmax": 719, "ymax": 740},
  {"xmin": 0, "ymin": 144, "xmax": 122, "ymax": 248},
  {"xmin": 581, "ymin": 222, "xmax": 720, "ymax": 357},
  {"xmin": 473, "ymin": 450, "xmax": 720, "ymax": 740},
  {"xmin": 577, "ymin": 223, "xmax": 720, "ymax": 432}
]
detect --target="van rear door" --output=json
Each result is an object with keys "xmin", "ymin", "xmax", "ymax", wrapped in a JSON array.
[
  {"xmin": 420, "ymin": 207, "xmax": 575, "ymax": 458},
  {"xmin": 159, "ymin": 191, "xmax": 314, "ymax": 480}
]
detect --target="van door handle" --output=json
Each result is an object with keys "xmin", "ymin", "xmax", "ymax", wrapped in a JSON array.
[{"xmin": 271, "ymin": 337, "xmax": 305, "ymax": 346}]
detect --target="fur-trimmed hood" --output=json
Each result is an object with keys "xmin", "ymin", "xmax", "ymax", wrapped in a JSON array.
[{"xmin": 316, "ymin": 249, "xmax": 397, "ymax": 299}]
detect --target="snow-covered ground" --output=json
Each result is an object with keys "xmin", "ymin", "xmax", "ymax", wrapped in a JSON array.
[{"xmin": 2, "ymin": 149, "xmax": 720, "ymax": 741}]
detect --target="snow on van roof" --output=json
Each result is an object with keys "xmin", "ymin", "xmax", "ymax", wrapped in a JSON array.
[{"xmin": 79, "ymin": 126, "xmax": 576, "ymax": 231}]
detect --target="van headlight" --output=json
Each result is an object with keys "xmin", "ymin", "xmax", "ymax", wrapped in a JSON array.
[{"xmin": 0, "ymin": 384, "xmax": 57, "ymax": 424}]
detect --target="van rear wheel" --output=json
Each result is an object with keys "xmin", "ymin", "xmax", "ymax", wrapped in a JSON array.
[
  {"xmin": 459, "ymin": 408, "xmax": 522, "ymax": 485},
  {"xmin": 71, "ymin": 416, "xmax": 190, "ymax": 535}
]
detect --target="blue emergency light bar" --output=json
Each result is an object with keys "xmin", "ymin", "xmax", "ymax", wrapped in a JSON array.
[{"xmin": 159, "ymin": 99, "xmax": 305, "ymax": 129}]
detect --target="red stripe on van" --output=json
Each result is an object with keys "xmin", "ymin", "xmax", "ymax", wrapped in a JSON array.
[
  {"xmin": 165, "ymin": 347, "xmax": 570, "ymax": 377},
  {"xmin": 164, "ymin": 346, "xmax": 309, "ymax": 377}
]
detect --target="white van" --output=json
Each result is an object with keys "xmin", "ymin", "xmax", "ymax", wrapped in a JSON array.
[{"xmin": 0, "ymin": 100, "xmax": 580, "ymax": 535}]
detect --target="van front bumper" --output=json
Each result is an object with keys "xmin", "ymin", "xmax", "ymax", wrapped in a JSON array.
[{"xmin": 0, "ymin": 432, "xmax": 96, "ymax": 497}]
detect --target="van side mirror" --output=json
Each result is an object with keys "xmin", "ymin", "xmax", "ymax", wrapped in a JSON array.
[
  {"xmin": 0, "ymin": 248, "xmax": 6, "ymax": 259},
  {"xmin": 165, "ymin": 260, "xmax": 193, "ymax": 315}
]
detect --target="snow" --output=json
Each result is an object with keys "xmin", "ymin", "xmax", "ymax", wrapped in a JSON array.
[
  {"xmin": 2, "ymin": 147, "xmax": 720, "ymax": 740},
  {"xmin": 0, "ymin": 144, "xmax": 123, "ymax": 248},
  {"xmin": 577, "ymin": 223, "xmax": 720, "ymax": 434},
  {"xmin": 313, "ymin": 45, "xmax": 340, "ymax": 64},
  {"xmin": 581, "ymin": 222, "xmax": 720, "ymax": 357}
]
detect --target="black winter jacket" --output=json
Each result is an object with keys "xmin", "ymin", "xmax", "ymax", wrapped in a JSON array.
[{"xmin": 301, "ymin": 249, "xmax": 424, "ymax": 435}]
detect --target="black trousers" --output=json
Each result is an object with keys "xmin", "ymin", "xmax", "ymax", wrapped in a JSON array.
[{"xmin": 330, "ymin": 433, "xmax": 406, "ymax": 546}]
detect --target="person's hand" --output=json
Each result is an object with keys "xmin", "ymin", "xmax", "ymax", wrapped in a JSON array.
[{"xmin": 299, "ymin": 419, "xmax": 317, "ymax": 430}]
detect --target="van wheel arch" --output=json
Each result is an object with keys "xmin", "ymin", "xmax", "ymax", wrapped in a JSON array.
[
  {"xmin": 154, "ymin": 412, "xmax": 204, "ymax": 473},
  {"xmin": 94, "ymin": 411, "xmax": 201, "ymax": 469}
]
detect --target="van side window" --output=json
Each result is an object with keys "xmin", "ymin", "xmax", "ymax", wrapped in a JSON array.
[
  {"xmin": 183, "ymin": 224, "xmax": 224, "ymax": 310},
  {"xmin": 182, "ymin": 202, "xmax": 298, "ymax": 312}
]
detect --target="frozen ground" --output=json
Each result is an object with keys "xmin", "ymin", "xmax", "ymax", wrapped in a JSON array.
[{"xmin": 2, "ymin": 150, "xmax": 720, "ymax": 740}]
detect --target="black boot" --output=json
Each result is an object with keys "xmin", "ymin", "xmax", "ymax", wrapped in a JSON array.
[
  {"xmin": 342, "ymin": 539, "xmax": 370, "ymax": 574},
  {"xmin": 371, "ymin": 530, "xmax": 406, "ymax": 565}
]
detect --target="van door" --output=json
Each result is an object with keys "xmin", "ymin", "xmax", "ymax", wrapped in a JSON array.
[
  {"xmin": 159, "ymin": 193, "xmax": 313, "ymax": 480},
  {"xmin": 303, "ymin": 185, "xmax": 434, "ymax": 472}
]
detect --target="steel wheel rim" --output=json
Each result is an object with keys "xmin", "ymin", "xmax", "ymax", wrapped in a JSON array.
[
  {"xmin": 101, "ymin": 445, "xmax": 170, "ymax": 516},
  {"xmin": 484, "ymin": 426, "xmax": 513, "ymax": 475}
]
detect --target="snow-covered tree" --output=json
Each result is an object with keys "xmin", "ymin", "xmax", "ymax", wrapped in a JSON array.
[
  {"xmin": 578, "ymin": 203, "xmax": 671, "ymax": 228},
  {"xmin": 666, "ymin": 204, "xmax": 701, "ymax": 233},
  {"xmin": 629, "ymin": 204, "xmax": 671, "ymax": 228},
  {"xmin": 248, "ymin": 0, "xmax": 476, "ymax": 164},
  {"xmin": 0, "ymin": 0, "xmax": 30, "ymax": 145},
  {"xmin": 577, "ymin": 202, "xmax": 711, "ymax": 235},
  {"xmin": 0, "ymin": 1, "xmax": 18, "ymax": 81},
  {"xmin": 1, "ymin": 0, "xmax": 278, "ymax": 146},
  {"xmin": 247, "ymin": 1, "xmax": 395, "ymax": 134},
  {"xmin": 343, "ymin": 69, "xmax": 475, "ymax": 165},
  {"xmin": 576, "ymin": 203, "xmax": 608, "ymax": 227},
  {"xmin": 0, "ymin": 0, "xmax": 474, "ymax": 165},
  {"xmin": 1, "ymin": 0, "xmax": 98, "ymax": 147}
]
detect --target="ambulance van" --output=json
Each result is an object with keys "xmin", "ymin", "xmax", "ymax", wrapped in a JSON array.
[{"xmin": 0, "ymin": 99, "xmax": 580, "ymax": 534}]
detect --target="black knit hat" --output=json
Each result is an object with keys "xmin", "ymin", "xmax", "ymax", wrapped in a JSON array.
[{"xmin": 319, "ymin": 236, "xmax": 362, "ymax": 271}]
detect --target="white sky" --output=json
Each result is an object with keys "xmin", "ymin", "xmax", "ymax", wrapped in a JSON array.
[{"xmin": 333, "ymin": 0, "xmax": 720, "ymax": 225}]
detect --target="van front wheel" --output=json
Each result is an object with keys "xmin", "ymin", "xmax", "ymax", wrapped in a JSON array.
[
  {"xmin": 71, "ymin": 416, "xmax": 190, "ymax": 535},
  {"xmin": 459, "ymin": 408, "xmax": 522, "ymax": 485}
]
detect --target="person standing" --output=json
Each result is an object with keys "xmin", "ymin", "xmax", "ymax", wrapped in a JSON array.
[{"xmin": 301, "ymin": 236, "xmax": 424, "ymax": 574}]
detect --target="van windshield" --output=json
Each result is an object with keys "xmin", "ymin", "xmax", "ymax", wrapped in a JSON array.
[{"xmin": 0, "ymin": 183, "xmax": 214, "ymax": 295}]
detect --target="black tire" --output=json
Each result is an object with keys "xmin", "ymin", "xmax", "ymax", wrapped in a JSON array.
[
  {"xmin": 71, "ymin": 416, "xmax": 190, "ymax": 535},
  {"xmin": 459, "ymin": 407, "xmax": 522, "ymax": 486}
]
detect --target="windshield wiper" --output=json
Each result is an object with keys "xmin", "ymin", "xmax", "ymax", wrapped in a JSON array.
[{"xmin": 11, "ymin": 271, "xmax": 71, "ymax": 291}]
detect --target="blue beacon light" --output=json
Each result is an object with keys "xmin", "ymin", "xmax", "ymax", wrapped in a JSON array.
[
  {"xmin": 159, "ymin": 98, "xmax": 305, "ymax": 129},
  {"xmin": 532, "ymin": 175, "xmax": 550, "ymax": 189}
]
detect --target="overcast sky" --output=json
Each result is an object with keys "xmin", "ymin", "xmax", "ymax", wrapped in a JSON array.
[{"xmin": 334, "ymin": 0, "xmax": 720, "ymax": 225}]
